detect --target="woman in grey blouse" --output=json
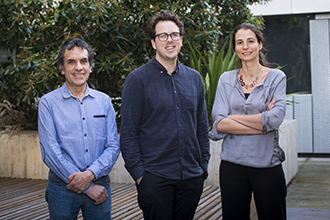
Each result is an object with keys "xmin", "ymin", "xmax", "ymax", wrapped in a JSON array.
[{"xmin": 209, "ymin": 23, "xmax": 287, "ymax": 220}]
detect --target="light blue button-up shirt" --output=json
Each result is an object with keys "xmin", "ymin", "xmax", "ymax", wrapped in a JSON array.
[{"xmin": 38, "ymin": 82, "xmax": 120, "ymax": 192}]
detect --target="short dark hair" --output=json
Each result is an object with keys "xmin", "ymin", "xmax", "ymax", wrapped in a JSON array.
[
  {"xmin": 57, "ymin": 38, "xmax": 94, "ymax": 71},
  {"xmin": 146, "ymin": 11, "xmax": 184, "ymax": 40},
  {"xmin": 231, "ymin": 23, "xmax": 270, "ymax": 67}
]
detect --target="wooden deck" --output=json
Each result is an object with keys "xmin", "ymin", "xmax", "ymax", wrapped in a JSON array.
[{"xmin": 0, "ymin": 177, "xmax": 222, "ymax": 219}]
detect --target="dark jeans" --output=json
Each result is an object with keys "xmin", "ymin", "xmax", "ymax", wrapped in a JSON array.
[
  {"xmin": 46, "ymin": 170, "xmax": 111, "ymax": 220},
  {"xmin": 220, "ymin": 161, "xmax": 287, "ymax": 220},
  {"xmin": 136, "ymin": 172, "xmax": 204, "ymax": 220}
]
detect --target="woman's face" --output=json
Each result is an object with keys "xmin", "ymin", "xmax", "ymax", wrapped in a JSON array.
[{"xmin": 234, "ymin": 28, "xmax": 263, "ymax": 64}]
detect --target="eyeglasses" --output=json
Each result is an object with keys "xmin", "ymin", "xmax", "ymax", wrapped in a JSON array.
[{"xmin": 154, "ymin": 32, "xmax": 181, "ymax": 42}]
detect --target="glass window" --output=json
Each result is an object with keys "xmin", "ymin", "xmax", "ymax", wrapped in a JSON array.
[{"xmin": 263, "ymin": 15, "xmax": 314, "ymax": 94}]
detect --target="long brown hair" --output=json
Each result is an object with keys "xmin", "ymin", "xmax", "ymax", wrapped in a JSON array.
[{"xmin": 231, "ymin": 23, "xmax": 270, "ymax": 68}]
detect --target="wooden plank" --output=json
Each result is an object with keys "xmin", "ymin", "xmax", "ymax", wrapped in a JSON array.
[{"xmin": 0, "ymin": 178, "xmax": 223, "ymax": 220}]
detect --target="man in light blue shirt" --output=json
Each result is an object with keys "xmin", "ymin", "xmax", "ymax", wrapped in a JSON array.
[{"xmin": 38, "ymin": 38, "xmax": 120, "ymax": 220}]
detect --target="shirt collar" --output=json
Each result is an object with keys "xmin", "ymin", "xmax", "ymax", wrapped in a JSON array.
[
  {"xmin": 61, "ymin": 82, "xmax": 95, "ymax": 99},
  {"xmin": 150, "ymin": 56, "xmax": 181, "ymax": 75}
]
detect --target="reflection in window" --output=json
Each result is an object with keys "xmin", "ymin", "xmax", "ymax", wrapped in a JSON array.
[{"xmin": 263, "ymin": 15, "xmax": 313, "ymax": 94}]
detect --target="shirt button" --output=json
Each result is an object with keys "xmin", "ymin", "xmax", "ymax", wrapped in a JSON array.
[
  {"xmin": 86, "ymin": 149, "xmax": 88, "ymax": 152},
  {"xmin": 83, "ymin": 117, "xmax": 85, "ymax": 120},
  {"xmin": 177, "ymin": 106, "xmax": 179, "ymax": 109},
  {"xmin": 84, "ymin": 134, "xmax": 87, "ymax": 137},
  {"xmin": 87, "ymin": 166, "xmax": 89, "ymax": 168},
  {"xmin": 180, "ymin": 140, "xmax": 182, "ymax": 143},
  {"xmin": 174, "ymin": 91, "xmax": 177, "ymax": 93},
  {"xmin": 81, "ymin": 102, "xmax": 83, "ymax": 105}
]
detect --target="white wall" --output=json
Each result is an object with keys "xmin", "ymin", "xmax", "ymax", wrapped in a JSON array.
[{"xmin": 249, "ymin": 0, "xmax": 330, "ymax": 16}]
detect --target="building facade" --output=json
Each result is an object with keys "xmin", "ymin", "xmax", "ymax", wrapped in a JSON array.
[{"xmin": 250, "ymin": 0, "xmax": 330, "ymax": 155}]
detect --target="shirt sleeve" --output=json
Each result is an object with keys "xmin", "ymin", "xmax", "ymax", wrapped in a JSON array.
[
  {"xmin": 209, "ymin": 74, "xmax": 230, "ymax": 141},
  {"xmin": 261, "ymin": 71, "xmax": 287, "ymax": 133},
  {"xmin": 120, "ymin": 73, "xmax": 145, "ymax": 181},
  {"xmin": 38, "ymin": 96, "xmax": 81, "ymax": 182},
  {"xmin": 196, "ymin": 74, "xmax": 210, "ymax": 175},
  {"xmin": 87, "ymin": 98, "xmax": 120, "ymax": 180}
]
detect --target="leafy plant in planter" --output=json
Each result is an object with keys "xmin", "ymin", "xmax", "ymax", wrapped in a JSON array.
[
  {"xmin": 0, "ymin": 0, "xmax": 266, "ymax": 131},
  {"xmin": 187, "ymin": 40, "xmax": 238, "ymax": 125},
  {"xmin": 0, "ymin": 100, "xmax": 37, "ymax": 133}
]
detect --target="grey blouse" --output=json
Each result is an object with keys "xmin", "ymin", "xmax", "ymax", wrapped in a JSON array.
[{"xmin": 209, "ymin": 68, "xmax": 287, "ymax": 168}]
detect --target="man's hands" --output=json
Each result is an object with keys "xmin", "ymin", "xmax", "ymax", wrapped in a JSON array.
[
  {"xmin": 136, "ymin": 176, "xmax": 143, "ymax": 185},
  {"xmin": 67, "ymin": 170, "xmax": 109, "ymax": 205},
  {"xmin": 86, "ymin": 184, "xmax": 109, "ymax": 205},
  {"xmin": 67, "ymin": 170, "xmax": 95, "ymax": 193}
]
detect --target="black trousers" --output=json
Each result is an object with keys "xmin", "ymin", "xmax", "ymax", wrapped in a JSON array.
[
  {"xmin": 220, "ymin": 161, "xmax": 287, "ymax": 220},
  {"xmin": 136, "ymin": 172, "xmax": 204, "ymax": 220}
]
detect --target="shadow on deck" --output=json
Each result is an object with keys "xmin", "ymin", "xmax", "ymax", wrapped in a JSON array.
[{"xmin": 0, "ymin": 177, "xmax": 222, "ymax": 219}]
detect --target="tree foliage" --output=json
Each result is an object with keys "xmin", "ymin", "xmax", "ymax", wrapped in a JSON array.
[{"xmin": 0, "ymin": 0, "xmax": 267, "ymax": 129}]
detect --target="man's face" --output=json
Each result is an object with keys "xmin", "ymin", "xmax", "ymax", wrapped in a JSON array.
[
  {"xmin": 151, "ymin": 20, "xmax": 183, "ymax": 63},
  {"xmin": 61, "ymin": 46, "xmax": 92, "ymax": 91}
]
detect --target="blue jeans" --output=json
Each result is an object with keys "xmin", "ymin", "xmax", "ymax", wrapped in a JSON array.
[{"xmin": 46, "ymin": 170, "xmax": 111, "ymax": 220}]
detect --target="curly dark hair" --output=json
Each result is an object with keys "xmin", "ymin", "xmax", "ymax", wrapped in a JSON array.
[{"xmin": 146, "ymin": 11, "xmax": 184, "ymax": 40}]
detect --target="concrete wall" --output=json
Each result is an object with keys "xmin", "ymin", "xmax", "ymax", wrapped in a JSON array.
[
  {"xmin": 249, "ymin": 0, "xmax": 330, "ymax": 16},
  {"xmin": 280, "ymin": 120, "xmax": 298, "ymax": 185},
  {"xmin": 0, "ymin": 131, "xmax": 49, "ymax": 179},
  {"xmin": 0, "ymin": 120, "xmax": 298, "ymax": 186}
]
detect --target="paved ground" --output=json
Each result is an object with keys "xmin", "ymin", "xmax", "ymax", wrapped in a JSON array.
[{"xmin": 286, "ymin": 157, "xmax": 330, "ymax": 220}]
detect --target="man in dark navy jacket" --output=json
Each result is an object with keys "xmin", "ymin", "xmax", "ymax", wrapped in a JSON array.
[{"xmin": 120, "ymin": 11, "xmax": 210, "ymax": 220}]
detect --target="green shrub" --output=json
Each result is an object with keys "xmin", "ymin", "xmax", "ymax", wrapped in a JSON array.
[
  {"xmin": 188, "ymin": 39, "xmax": 238, "ymax": 125},
  {"xmin": 0, "ymin": 0, "xmax": 266, "ymax": 130}
]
